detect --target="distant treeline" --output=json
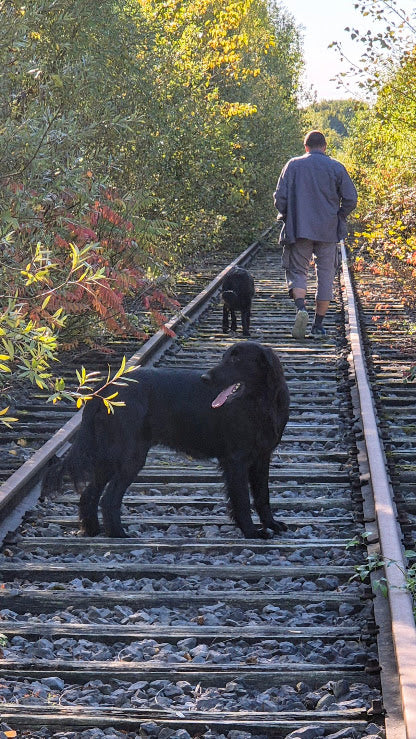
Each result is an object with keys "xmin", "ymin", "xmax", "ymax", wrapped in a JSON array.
[{"xmin": 304, "ymin": 25, "xmax": 416, "ymax": 293}]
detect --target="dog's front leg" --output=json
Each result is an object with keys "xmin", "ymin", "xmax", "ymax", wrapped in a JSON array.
[
  {"xmin": 222, "ymin": 304, "xmax": 230, "ymax": 333},
  {"xmin": 220, "ymin": 456, "xmax": 265, "ymax": 539},
  {"xmin": 241, "ymin": 307, "xmax": 251, "ymax": 336},
  {"xmin": 79, "ymin": 479, "xmax": 106, "ymax": 536},
  {"xmin": 249, "ymin": 454, "xmax": 287, "ymax": 535},
  {"xmin": 79, "ymin": 466, "xmax": 111, "ymax": 536}
]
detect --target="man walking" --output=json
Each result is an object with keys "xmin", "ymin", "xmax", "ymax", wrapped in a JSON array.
[{"xmin": 274, "ymin": 130, "xmax": 357, "ymax": 339}]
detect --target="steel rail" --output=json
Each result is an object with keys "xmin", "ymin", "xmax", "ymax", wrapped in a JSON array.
[
  {"xmin": 0, "ymin": 227, "xmax": 270, "ymax": 539},
  {"xmin": 0, "ymin": 233, "xmax": 398, "ymax": 735},
  {"xmin": 341, "ymin": 242, "xmax": 416, "ymax": 738}
]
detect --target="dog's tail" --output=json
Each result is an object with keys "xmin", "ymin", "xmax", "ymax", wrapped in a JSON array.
[
  {"xmin": 222, "ymin": 290, "xmax": 239, "ymax": 310},
  {"xmin": 41, "ymin": 397, "xmax": 103, "ymax": 496}
]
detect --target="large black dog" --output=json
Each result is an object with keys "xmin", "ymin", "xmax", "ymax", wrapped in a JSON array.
[
  {"xmin": 222, "ymin": 267, "xmax": 255, "ymax": 337},
  {"xmin": 42, "ymin": 341, "xmax": 290, "ymax": 539}
]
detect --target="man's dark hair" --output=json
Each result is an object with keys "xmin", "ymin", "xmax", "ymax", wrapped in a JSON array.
[{"xmin": 304, "ymin": 130, "xmax": 326, "ymax": 149}]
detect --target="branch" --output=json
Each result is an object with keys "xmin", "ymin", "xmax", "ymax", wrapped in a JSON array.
[{"xmin": 1, "ymin": 112, "xmax": 61, "ymax": 181}]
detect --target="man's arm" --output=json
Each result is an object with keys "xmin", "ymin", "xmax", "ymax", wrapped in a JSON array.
[
  {"xmin": 338, "ymin": 167, "xmax": 358, "ymax": 218},
  {"xmin": 273, "ymin": 164, "xmax": 289, "ymax": 217}
]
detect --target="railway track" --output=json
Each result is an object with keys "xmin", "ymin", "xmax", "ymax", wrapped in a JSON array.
[
  {"xmin": 351, "ymin": 261, "xmax": 416, "ymax": 553},
  {"xmin": 0, "ymin": 230, "xmax": 415, "ymax": 738}
]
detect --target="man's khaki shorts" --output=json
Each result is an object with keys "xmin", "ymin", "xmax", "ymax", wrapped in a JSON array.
[{"xmin": 282, "ymin": 238, "xmax": 341, "ymax": 301}]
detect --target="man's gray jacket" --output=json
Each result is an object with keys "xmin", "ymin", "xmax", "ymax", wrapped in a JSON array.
[{"xmin": 274, "ymin": 150, "xmax": 358, "ymax": 244}]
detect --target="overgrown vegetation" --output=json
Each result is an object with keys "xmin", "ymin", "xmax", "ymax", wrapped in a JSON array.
[
  {"xmin": 303, "ymin": 98, "xmax": 368, "ymax": 152},
  {"xmin": 348, "ymin": 536, "xmax": 416, "ymax": 616},
  {"xmin": 0, "ymin": 0, "xmax": 303, "ymax": 407},
  {"xmin": 335, "ymin": 0, "xmax": 416, "ymax": 295}
]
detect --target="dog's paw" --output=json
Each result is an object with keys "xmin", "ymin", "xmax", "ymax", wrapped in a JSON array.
[
  {"xmin": 258, "ymin": 528, "xmax": 274, "ymax": 540},
  {"xmin": 104, "ymin": 527, "xmax": 128, "ymax": 538},
  {"xmin": 270, "ymin": 520, "xmax": 288, "ymax": 534},
  {"xmin": 113, "ymin": 530, "xmax": 128, "ymax": 539},
  {"xmin": 80, "ymin": 521, "xmax": 101, "ymax": 537},
  {"xmin": 243, "ymin": 526, "xmax": 273, "ymax": 539}
]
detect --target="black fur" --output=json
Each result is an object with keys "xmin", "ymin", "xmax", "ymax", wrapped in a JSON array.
[
  {"xmin": 222, "ymin": 267, "xmax": 255, "ymax": 336},
  {"xmin": 42, "ymin": 341, "xmax": 289, "ymax": 540}
]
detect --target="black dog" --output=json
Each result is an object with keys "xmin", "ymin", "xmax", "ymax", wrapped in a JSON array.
[
  {"xmin": 42, "ymin": 342, "xmax": 289, "ymax": 539},
  {"xmin": 222, "ymin": 267, "xmax": 255, "ymax": 336}
]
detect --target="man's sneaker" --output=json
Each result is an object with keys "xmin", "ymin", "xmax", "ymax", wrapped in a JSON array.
[
  {"xmin": 310, "ymin": 323, "xmax": 327, "ymax": 338},
  {"xmin": 292, "ymin": 309, "xmax": 309, "ymax": 340}
]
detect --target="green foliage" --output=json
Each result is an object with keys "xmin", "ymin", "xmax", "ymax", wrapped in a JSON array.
[
  {"xmin": 0, "ymin": 0, "xmax": 303, "ymax": 416},
  {"xmin": 303, "ymin": 99, "xmax": 368, "ymax": 153},
  {"xmin": 343, "ymin": 49, "xmax": 416, "ymax": 283},
  {"xmin": 334, "ymin": 0, "xmax": 416, "ymax": 359},
  {"xmin": 351, "ymin": 548, "xmax": 416, "ymax": 612},
  {"xmin": 330, "ymin": 0, "xmax": 416, "ymax": 93}
]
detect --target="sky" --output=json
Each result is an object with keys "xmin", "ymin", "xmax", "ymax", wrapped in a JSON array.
[{"xmin": 281, "ymin": 0, "xmax": 416, "ymax": 101}]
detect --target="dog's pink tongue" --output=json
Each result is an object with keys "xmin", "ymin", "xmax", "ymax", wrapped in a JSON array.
[{"xmin": 212, "ymin": 384, "xmax": 239, "ymax": 408}]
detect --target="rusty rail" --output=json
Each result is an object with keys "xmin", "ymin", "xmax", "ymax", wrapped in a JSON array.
[{"xmin": 342, "ymin": 241, "xmax": 416, "ymax": 738}]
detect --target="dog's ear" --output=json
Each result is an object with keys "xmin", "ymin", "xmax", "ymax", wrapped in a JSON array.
[
  {"xmin": 260, "ymin": 345, "xmax": 282, "ymax": 392},
  {"xmin": 260, "ymin": 346, "xmax": 289, "ymax": 441}
]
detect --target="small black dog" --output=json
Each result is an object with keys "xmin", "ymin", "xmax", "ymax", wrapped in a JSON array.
[
  {"xmin": 42, "ymin": 341, "xmax": 289, "ymax": 540},
  {"xmin": 222, "ymin": 267, "xmax": 255, "ymax": 336}
]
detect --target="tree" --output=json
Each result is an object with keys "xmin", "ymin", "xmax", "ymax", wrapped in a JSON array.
[
  {"xmin": 303, "ymin": 98, "xmax": 368, "ymax": 152},
  {"xmin": 337, "ymin": 1, "xmax": 416, "ymax": 307},
  {"xmin": 0, "ymin": 0, "xmax": 303, "ymax": 415},
  {"xmin": 330, "ymin": 0, "xmax": 416, "ymax": 94}
]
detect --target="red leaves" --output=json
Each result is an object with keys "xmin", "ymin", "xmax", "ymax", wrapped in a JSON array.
[
  {"xmin": 67, "ymin": 222, "xmax": 97, "ymax": 244},
  {"xmin": 99, "ymin": 204, "xmax": 124, "ymax": 227},
  {"xmin": 54, "ymin": 234, "xmax": 70, "ymax": 249},
  {"xmin": 161, "ymin": 324, "xmax": 176, "ymax": 337},
  {"xmin": 5, "ymin": 178, "xmax": 177, "ymax": 348}
]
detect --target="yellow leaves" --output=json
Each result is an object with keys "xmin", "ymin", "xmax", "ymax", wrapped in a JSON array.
[
  {"xmin": 68, "ymin": 242, "xmax": 105, "ymax": 287},
  {"xmin": 69, "ymin": 357, "xmax": 137, "ymax": 414},
  {"xmin": 41, "ymin": 294, "xmax": 51, "ymax": 310},
  {"xmin": 75, "ymin": 365, "xmax": 88, "ymax": 387},
  {"xmin": 139, "ymin": 0, "xmax": 267, "ymax": 83},
  {"xmin": 0, "ymin": 347, "xmax": 12, "ymax": 373},
  {"xmin": 103, "ymin": 391, "xmax": 119, "ymax": 401},
  {"xmin": 76, "ymin": 396, "xmax": 92, "ymax": 409},
  {"xmin": 69, "ymin": 242, "xmax": 80, "ymax": 272},
  {"xmin": 220, "ymin": 101, "xmax": 256, "ymax": 118},
  {"xmin": 0, "ymin": 407, "xmax": 18, "ymax": 428},
  {"xmin": 21, "ymin": 243, "xmax": 57, "ymax": 286},
  {"xmin": 102, "ymin": 392, "xmax": 125, "ymax": 414}
]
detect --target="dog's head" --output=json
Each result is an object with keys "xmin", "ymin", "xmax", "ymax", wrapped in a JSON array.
[{"xmin": 202, "ymin": 341, "xmax": 287, "ymax": 410}]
